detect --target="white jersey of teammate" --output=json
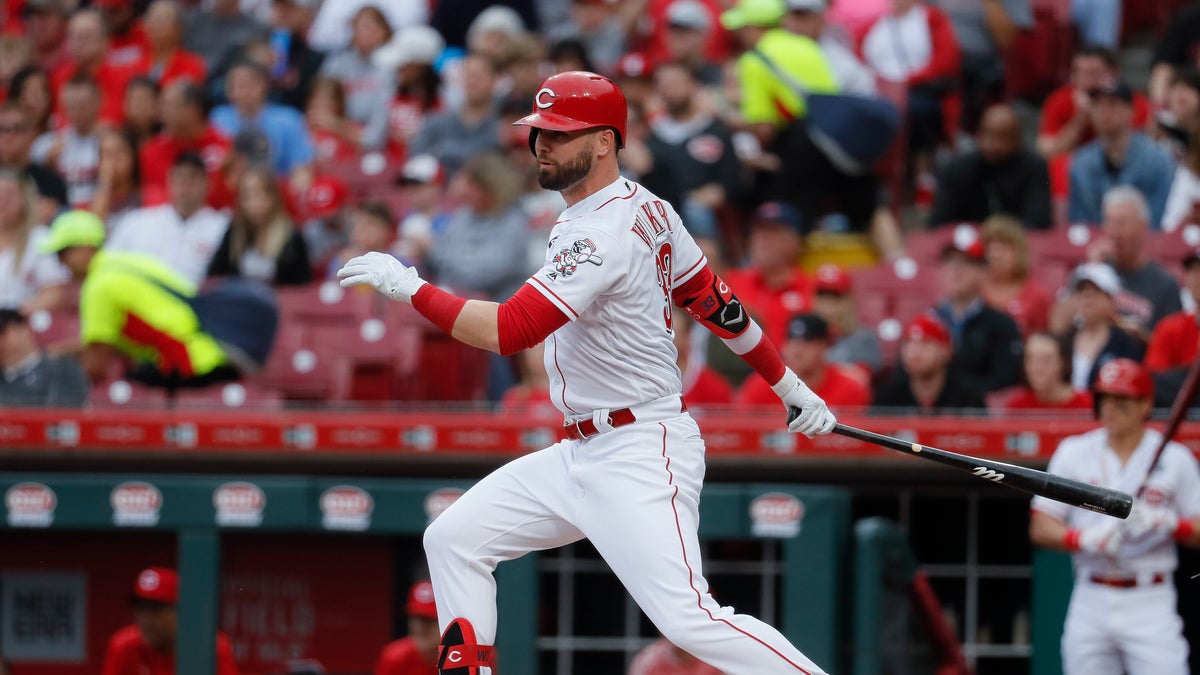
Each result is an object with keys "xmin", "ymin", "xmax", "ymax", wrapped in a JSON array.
[
  {"xmin": 527, "ymin": 177, "xmax": 705, "ymax": 414},
  {"xmin": 1032, "ymin": 427, "xmax": 1200, "ymax": 575}
]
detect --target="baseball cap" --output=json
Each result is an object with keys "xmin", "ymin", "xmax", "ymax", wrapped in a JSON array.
[
  {"xmin": 406, "ymin": 580, "xmax": 437, "ymax": 619},
  {"xmin": 372, "ymin": 25, "xmax": 445, "ymax": 72},
  {"xmin": 233, "ymin": 129, "xmax": 272, "ymax": 165},
  {"xmin": 40, "ymin": 209, "xmax": 105, "ymax": 253},
  {"xmin": 615, "ymin": 52, "xmax": 654, "ymax": 80},
  {"xmin": 787, "ymin": 314, "xmax": 830, "ymax": 341},
  {"xmin": 301, "ymin": 175, "xmax": 349, "ymax": 220},
  {"xmin": 667, "ymin": 0, "xmax": 711, "ymax": 30},
  {"xmin": 397, "ymin": 154, "xmax": 444, "ymax": 185},
  {"xmin": 904, "ymin": 314, "xmax": 950, "ymax": 346},
  {"xmin": 752, "ymin": 200, "xmax": 805, "ymax": 235},
  {"xmin": 1088, "ymin": 79, "xmax": 1134, "ymax": 103},
  {"xmin": 1070, "ymin": 262, "xmax": 1121, "ymax": 297},
  {"xmin": 939, "ymin": 225, "xmax": 985, "ymax": 264},
  {"xmin": 814, "ymin": 263, "xmax": 852, "ymax": 295},
  {"xmin": 785, "ymin": 0, "xmax": 827, "ymax": 12},
  {"xmin": 720, "ymin": 0, "xmax": 785, "ymax": 30},
  {"xmin": 131, "ymin": 567, "xmax": 178, "ymax": 605},
  {"xmin": 23, "ymin": 0, "xmax": 71, "ymax": 15}
]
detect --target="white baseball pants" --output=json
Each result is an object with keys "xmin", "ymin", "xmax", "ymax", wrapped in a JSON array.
[
  {"xmin": 1062, "ymin": 580, "xmax": 1189, "ymax": 675},
  {"xmin": 424, "ymin": 403, "xmax": 828, "ymax": 675}
]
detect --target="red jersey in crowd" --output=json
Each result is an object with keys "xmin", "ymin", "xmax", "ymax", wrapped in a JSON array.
[
  {"xmin": 132, "ymin": 49, "xmax": 207, "ymax": 88},
  {"xmin": 311, "ymin": 127, "xmax": 361, "ymax": 165},
  {"xmin": 628, "ymin": 639, "xmax": 723, "ymax": 675},
  {"xmin": 374, "ymin": 636, "xmax": 437, "ymax": 675},
  {"xmin": 100, "ymin": 625, "xmax": 239, "ymax": 675},
  {"xmin": 682, "ymin": 366, "xmax": 733, "ymax": 407},
  {"xmin": 1039, "ymin": 85, "xmax": 1151, "ymax": 154},
  {"xmin": 1002, "ymin": 388, "xmax": 1093, "ymax": 411},
  {"xmin": 108, "ymin": 23, "xmax": 150, "ymax": 69},
  {"xmin": 51, "ymin": 60, "xmax": 134, "ymax": 125},
  {"xmin": 1145, "ymin": 309, "xmax": 1200, "ymax": 372},
  {"xmin": 985, "ymin": 280, "xmax": 1052, "ymax": 337},
  {"xmin": 386, "ymin": 96, "xmax": 438, "ymax": 160},
  {"xmin": 734, "ymin": 364, "xmax": 870, "ymax": 409},
  {"xmin": 721, "ymin": 268, "xmax": 813, "ymax": 347},
  {"xmin": 139, "ymin": 126, "xmax": 233, "ymax": 209}
]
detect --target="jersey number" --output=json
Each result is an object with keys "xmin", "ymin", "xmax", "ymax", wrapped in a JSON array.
[{"xmin": 656, "ymin": 243, "xmax": 673, "ymax": 332}]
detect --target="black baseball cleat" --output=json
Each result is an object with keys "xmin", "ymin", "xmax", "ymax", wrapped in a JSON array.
[{"xmin": 437, "ymin": 618, "xmax": 495, "ymax": 674}]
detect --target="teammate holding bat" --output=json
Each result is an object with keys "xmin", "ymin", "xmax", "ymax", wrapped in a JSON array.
[
  {"xmin": 1030, "ymin": 358, "xmax": 1200, "ymax": 675},
  {"xmin": 338, "ymin": 71, "xmax": 836, "ymax": 675}
]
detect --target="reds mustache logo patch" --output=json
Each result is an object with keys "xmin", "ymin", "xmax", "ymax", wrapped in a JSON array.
[{"xmin": 550, "ymin": 239, "xmax": 603, "ymax": 278}]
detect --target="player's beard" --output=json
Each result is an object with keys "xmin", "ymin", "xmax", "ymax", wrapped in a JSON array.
[{"xmin": 537, "ymin": 142, "xmax": 593, "ymax": 192}]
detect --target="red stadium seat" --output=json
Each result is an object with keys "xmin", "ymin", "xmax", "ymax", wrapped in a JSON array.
[
  {"xmin": 172, "ymin": 381, "xmax": 285, "ymax": 410},
  {"xmin": 308, "ymin": 317, "xmax": 423, "ymax": 401},
  {"xmin": 257, "ymin": 326, "xmax": 348, "ymax": 400},
  {"xmin": 88, "ymin": 379, "xmax": 170, "ymax": 410},
  {"xmin": 1027, "ymin": 224, "xmax": 1094, "ymax": 267},
  {"xmin": 275, "ymin": 281, "xmax": 378, "ymax": 328},
  {"xmin": 27, "ymin": 307, "xmax": 80, "ymax": 351}
]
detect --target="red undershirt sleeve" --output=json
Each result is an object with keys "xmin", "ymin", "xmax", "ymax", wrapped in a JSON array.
[{"xmin": 498, "ymin": 284, "xmax": 570, "ymax": 355}]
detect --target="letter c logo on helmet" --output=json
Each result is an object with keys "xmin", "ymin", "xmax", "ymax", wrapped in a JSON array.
[
  {"xmin": 512, "ymin": 71, "xmax": 628, "ymax": 154},
  {"xmin": 536, "ymin": 88, "xmax": 556, "ymax": 109}
]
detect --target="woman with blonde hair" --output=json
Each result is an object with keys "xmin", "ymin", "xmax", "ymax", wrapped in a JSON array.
[
  {"xmin": 980, "ymin": 215, "xmax": 1051, "ymax": 336},
  {"xmin": 208, "ymin": 166, "xmax": 312, "ymax": 286},
  {"xmin": 0, "ymin": 169, "xmax": 68, "ymax": 310}
]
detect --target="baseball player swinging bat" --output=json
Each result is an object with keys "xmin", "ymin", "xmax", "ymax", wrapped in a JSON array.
[{"xmin": 787, "ymin": 408, "xmax": 1133, "ymax": 518}]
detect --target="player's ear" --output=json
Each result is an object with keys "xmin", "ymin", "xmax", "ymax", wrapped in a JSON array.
[{"xmin": 596, "ymin": 128, "xmax": 616, "ymax": 159}]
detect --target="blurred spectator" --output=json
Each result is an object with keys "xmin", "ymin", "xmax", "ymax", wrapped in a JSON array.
[
  {"xmin": 1002, "ymin": 331, "xmax": 1092, "ymax": 411},
  {"xmin": 811, "ymin": 263, "xmax": 881, "ymax": 379},
  {"xmin": 133, "ymin": 0, "xmax": 207, "ymax": 88},
  {"xmin": 1149, "ymin": 3, "xmax": 1200, "ymax": 107},
  {"xmin": 1149, "ymin": 67, "xmax": 1200, "ymax": 163},
  {"xmin": 0, "ymin": 169, "xmax": 67, "ymax": 311},
  {"xmin": 107, "ymin": 153, "xmax": 228, "ymax": 285},
  {"xmin": 43, "ymin": 211, "xmax": 241, "ymax": 386},
  {"xmin": 0, "ymin": 36, "xmax": 34, "ymax": 98},
  {"xmin": 672, "ymin": 311, "xmax": 733, "ymax": 408},
  {"xmin": 392, "ymin": 154, "xmax": 449, "ymax": 266},
  {"xmin": 97, "ymin": 0, "xmax": 150, "ymax": 69},
  {"xmin": 1068, "ymin": 81, "xmax": 1174, "ymax": 227},
  {"xmin": 31, "ymin": 74, "xmax": 100, "ymax": 207},
  {"xmin": 208, "ymin": 165, "xmax": 312, "ymax": 286},
  {"xmin": 53, "ymin": 9, "xmax": 131, "ymax": 125},
  {"xmin": 1038, "ymin": 46, "xmax": 1151, "ymax": 159},
  {"xmin": 930, "ymin": 104, "xmax": 1052, "ymax": 229},
  {"xmin": 931, "ymin": 229, "xmax": 1023, "ymax": 392},
  {"xmin": 0, "ymin": 308, "xmax": 87, "ymax": 406},
  {"xmin": 427, "ymin": 152, "xmax": 531, "ymax": 302},
  {"xmin": 1094, "ymin": 185, "xmax": 1182, "ymax": 336},
  {"xmin": 980, "ymin": 215, "xmax": 1051, "ymax": 336},
  {"xmin": 873, "ymin": 314, "xmax": 985, "ymax": 412},
  {"xmin": 628, "ymin": 637, "xmax": 723, "ymax": 675},
  {"xmin": 100, "ymin": 567, "xmax": 239, "ymax": 675},
  {"xmin": 735, "ymin": 313, "xmax": 870, "ymax": 409},
  {"xmin": 1163, "ymin": 106, "xmax": 1200, "ymax": 233},
  {"xmin": 1068, "ymin": 0, "xmax": 1119, "ymax": 48},
  {"xmin": 782, "ymin": 0, "xmax": 876, "ymax": 96},
  {"xmin": 309, "ymin": 0, "xmax": 429, "ymax": 55},
  {"xmin": 723, "ymin": 202, "xmax": 814, "ymax": 347},
  {"xmin": 212, "ymin": 59, "xmax": 314, "ymax": 178},
  {"xmin": 141, "ymin": 81, "xmax": 232, "ymax": 210},
  {"xmin": 640, "ymin": 0, "xmax": 730, "ymax": 69},
  {"xmin": 431, "ymin": 1, "xmax": 536, "ymax": 53},
  {"xmin": 931, "ymin": 0, "xmax": 1030, "ymax": 131},
  {"xmin": 1059, "ymin": 262, "xmax": 1142, "ymax": 391},
  {"xmin": 863, "ymin": 0, "xmax": 961, "ymax": 206},
  {"xmin": 408, "ymin": 53, "xmax": 501, "ymax": 174},
  {"xmin": 499, "ymin": 341, "xmax": 555, "ymax": 415},
  {"xmin": 1145, "ymin": 248, "xmax": 1200, "ymax": 407},
  {"xmin": 374, "ymin": 580, "xmax": 440, "ymax": 675},
  {"xmin": 495, "ymin": 98, "xmax": 564, "ymax": 234},
  {"xmin": 325, "ymin": 200, "xmax": 398, "ymax": 278},
  {"xmin": 622, "ymin": 103, "xmax": 687, "ymax": 215},
  {"xmin": 319, "ymin": 5, "xmax": 394, "ymax": 151},
  {"xmin": 9, "ymin": 65, "xmax": 54, "ymax": 134},
  {"xmin": 122, "ymin": 77, "xmax": 162, "ymax": 148},
  {"xmin": 294, "ymin": 173, "xmax": 350, "ymax": 268},
  {"xmin": 374, "ymin": 25, "xmax": 444, "ymax": 159},
  {"xmin": 258, "ymin": 0, "xmax": 325, "ymax": 111},
  {"xmin": 660, "ymin": 0, "xmax": 723, "ymax": 87},
  {"xmin": 646, "ymin": 61, "xmax": 743, "ymax": 264},
  {"xmin": 91, "ymin": 128, "xmax": 143, "ymax": 225},
  {"xmin": 548, "ymin": 37, "xmax": 594, "ymax": 74},
  {"xmin": 459, "ymin": 6, "xmax": 526, "ymax": 73},
  {"xmin": 304, "ymin": 77, "xmax": 361, "ymax": 163},
  {"xmin": 499, "ymin": 32, "xmax": 547, "ymax": 110},
  {"xmin": 183, "ymin": 0, "xmax": 267, "ymax": 75},
  {"xmin": 0, "ymin": 102, "xmax": 69, "ymax": 224},
  {"xmin": 21, "ymin": 0, "xmax": 69, "ymax": 74}
]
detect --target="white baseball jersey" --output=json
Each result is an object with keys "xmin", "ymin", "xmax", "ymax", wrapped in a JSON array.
[
  {"xmin": 1032, "ymin": 427, "xmax": 1200, "ymax": 575},
  {"xmin": 527, "ymin": 177, "xmax": 707, "ymax": 415}
]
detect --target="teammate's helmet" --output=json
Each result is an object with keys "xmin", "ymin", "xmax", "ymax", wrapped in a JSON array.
[
  {"xmin": 1093, "ymin": 358, "xmax": 1154, "ymax": 399},
  {"xmin": 512, "ymin": 71, "xmax": 627, "ymax": 154}
]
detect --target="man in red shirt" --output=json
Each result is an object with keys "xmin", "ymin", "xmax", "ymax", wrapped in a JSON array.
[
  {"xmin": 100, "ymin": 567, "xmax": 239, "ymax": 675},
  {"xmin": 132, "ymin": 0, "xmax": 206, "ymax": 87},
  {"xmin": 140, "ymin": 80, "xmax": 232, "ymax": 208},
  {"xmin": 628, "ymin": 637, "xmax": 723, "ymax": 675},
  {"xmin": 735, "ymin": 313, "xmax": 870, "ymax": 410},
  {"xmin": 52, "ymin": 8, "xmax": 133, "ymax": 125},
  {"xmin": 1037, "ymin": 45, "xmax": 1151, "ymax": 159},
  {"xmin": 1145, "ymin": 247, "xmax": 1200, "ymax": 407},
  {"xmin": 375, "ymin": 580, "xmax": 440, "ymax": 675},
  {"xmin": 722, "ymin": 201, "xmax": 813, "ymax": 346},
  {"xmin": 94, "ymin": 0, "xmax": 149, "ymax": 68}
]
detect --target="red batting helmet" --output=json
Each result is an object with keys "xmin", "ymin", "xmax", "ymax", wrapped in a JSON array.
[
  {"xmin": 512, "ymin": 71, "xmax": 627, "ymax": 154},
  {"xmin": 1093, "ymin": 358, "xmax": 1153, "ymax": 399}
]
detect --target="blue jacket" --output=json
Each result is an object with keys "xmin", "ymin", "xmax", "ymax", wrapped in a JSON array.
[{"xmin": 1068, "ymin": 133, "xmax": 1175, "ymax": 227}]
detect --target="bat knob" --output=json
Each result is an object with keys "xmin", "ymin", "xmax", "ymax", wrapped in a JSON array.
[{"xmin": 787, "ymin": 406, "xmax": 801, "ymax": 425}]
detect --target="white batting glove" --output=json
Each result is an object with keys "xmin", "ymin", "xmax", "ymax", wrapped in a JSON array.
[
  {"xmin": 336, "ymin": 252, "xmax": 427, "ymax": 302},
  {"xmin": 1123, "ymin": 504, "xmax": 1181, "ymax": 540},
  {"xmin": 1075, "ymin": 521, "xmax": 1123, "ymax": 556},
  {"xmin": 773, "ymin": 368, "xmax": 836, "ymax": 438}
]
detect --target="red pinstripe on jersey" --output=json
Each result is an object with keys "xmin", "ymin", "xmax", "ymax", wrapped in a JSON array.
[{"xmin": 592, "ymin": 182, "xmax": 639, "ymax": 212}]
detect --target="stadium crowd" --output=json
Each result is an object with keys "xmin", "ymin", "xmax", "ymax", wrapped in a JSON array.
[{"xmin": 1, "ymin": 0, "xmax": 1200, "ymax": 415}]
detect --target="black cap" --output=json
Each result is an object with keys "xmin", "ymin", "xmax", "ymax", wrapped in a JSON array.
[
  {"xmin": 233, "ymin": 129, "xmax": 271, "ymax": 165},
  {"xmin": 1184, "ymin": 247, "xmax": 1200, "ymax": 269},
  {"xmin": 786, "ymin": 313, "xmax": 829, "ymax": 341},
  {"xmin": 0, "ymin": 308, "xmax": 28, "ymax": 331},
  {"xmin": 1089, "ymin": 79, "xmax": 1134, "ymax": 103}
]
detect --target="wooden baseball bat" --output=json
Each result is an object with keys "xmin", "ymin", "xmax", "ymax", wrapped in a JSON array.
[
  {"xmin": 1140, "ymin": 353, "xmax": 1200, "ymax": 497},
  {"xmin": 787, "ymin": 409, "xmax": 1133, "ymax": 518}
]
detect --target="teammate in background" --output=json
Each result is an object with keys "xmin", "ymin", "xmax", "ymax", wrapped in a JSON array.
[
  {"xmin": 734, "ymin": 313, "xmax": 869, "ymax": 410},
  {"xmin": 1000, "ymin": 332, "xmax": 1092, "ymax": 412},
  {"xmin": 873, "ymin": 314, "xmax": 986, "ymax": 413},
  {"xmin": 339, "ymin": 71, "xmax": 837, "ymax": 675},
  {"xmin": 628, "ymin": 636, "xmax": 724, "ymax": 675},
  {"xmin": 1030, "ymin": 359, "xmax": 1200, "ymax": 675},
  {"xmin": 375, "ymin": 580, "xmax": 441, "ymax": 675},
  {"xmin": 100, "ymin": 567, "xmax": 239, "ymax": 675}
]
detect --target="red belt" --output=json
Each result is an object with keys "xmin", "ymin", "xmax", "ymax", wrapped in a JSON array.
[
  {"xmin": 564, "ymin": 399, "xmax": 687, "ymax": 440},
  {"xmin": 1088, "ymin": 573, "xmax": 1166, "ymax": 589}
]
